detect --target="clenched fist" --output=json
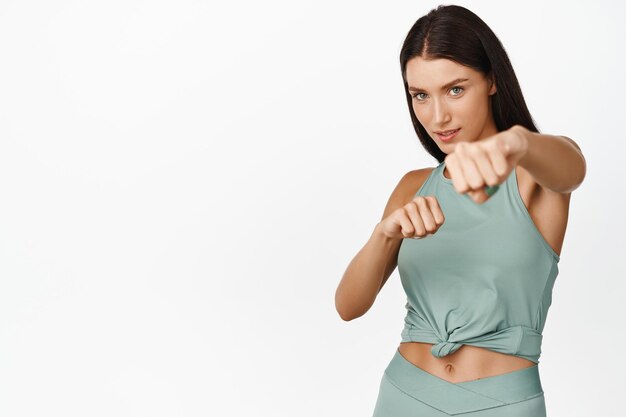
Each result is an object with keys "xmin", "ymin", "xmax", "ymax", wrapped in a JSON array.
[
  {"xmin": 444, "ymin": 125, "xmax": 529, "ymax": 204},
  {"xmin": 378, "ymin": 195, "xmax": 445, "ymax": 240}
]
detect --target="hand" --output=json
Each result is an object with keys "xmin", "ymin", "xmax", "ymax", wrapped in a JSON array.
[
  {"xmin": 378, "ymin": 195, "xmax": 445, "ymax": 240},
  {"xmin": 444, "ymin": 125, "xmax": 529, "ymax": 204}
]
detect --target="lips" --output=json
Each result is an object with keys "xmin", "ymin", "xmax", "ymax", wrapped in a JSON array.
[
  {"xmin": 435, "ymin": 128, "xmax": 461, "ymax": 141},
  {"xmin": 435, "ymin": 129, "xmax": 459, "ymax": 135}
]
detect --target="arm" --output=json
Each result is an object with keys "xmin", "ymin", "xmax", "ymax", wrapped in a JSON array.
[
  {"xmin": 334, "ymin": 223, "xmax": 402, "ymax": 321},
  {"xmin": 512, "ymin": 124, "xmax": 587, "ymax": 194},
  {"xmin": 335, "ymin": 169, "xmax": 431, "ymax": 321}
]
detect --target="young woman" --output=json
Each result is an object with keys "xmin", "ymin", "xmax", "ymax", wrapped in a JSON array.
[{"xmin": 335, "ymin": 5, "xmax": 586, "ymax": 417}]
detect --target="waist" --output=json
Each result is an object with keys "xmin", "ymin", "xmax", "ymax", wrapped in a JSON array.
[
  {"xmin": 401, "ymin": 320, "xmax": 543, "ymax": 363},
  {"xmin": 398, "ymin": 341, "xmax": 537, "ymax": 384}
]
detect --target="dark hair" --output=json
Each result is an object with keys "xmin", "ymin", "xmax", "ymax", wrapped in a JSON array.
[{"xmin": 400, "ymin": 4, "xmax": 539, "ymax": 163}]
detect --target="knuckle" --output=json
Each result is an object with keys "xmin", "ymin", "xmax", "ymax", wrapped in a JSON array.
[
  {"xmin": 403, "ymin": 202, "xmax": 417, "ymax": 213},
  {"xmin": 470, "ymin": 178, "xmax": 484, "ymax": 188}
]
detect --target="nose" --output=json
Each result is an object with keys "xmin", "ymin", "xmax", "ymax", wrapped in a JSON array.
[{"xmin": 433, "ymin": 98, "xmax": 451, "ymax": 126}]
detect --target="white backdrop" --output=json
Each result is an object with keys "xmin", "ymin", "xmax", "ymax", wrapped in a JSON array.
[{"xmin": 0, "ymin": 1, "xmax": 623, "ymax": 416}]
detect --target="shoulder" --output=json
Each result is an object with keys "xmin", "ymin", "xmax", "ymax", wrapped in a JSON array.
[
  {"xmin": 403, "ymin": 167, "xmax": 437, "ymax": 196},
  {"xmin": 380, "ymin": 167, "xmax": 436, "ymax": 220}
]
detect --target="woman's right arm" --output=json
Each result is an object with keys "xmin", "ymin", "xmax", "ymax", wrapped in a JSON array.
[{"xmin": 334, "ymin": 168, "xmax": 436, "ymax": 321}]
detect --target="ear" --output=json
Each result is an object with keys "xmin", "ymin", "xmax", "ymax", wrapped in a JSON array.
[{"xmin": 488, "ymin": 72, "xmax": 497, "ymax": 96}]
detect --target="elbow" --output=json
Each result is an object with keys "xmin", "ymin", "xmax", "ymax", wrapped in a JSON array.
[
  {"xmin": 335, "ymin": 292, "xmax": 364, "ymax": 322},
  {"xmin": 577, "ymin": 151, "xmax": 587, "ymax": 186},
  {"xmin": 566, "ymin": 151, "xmax": 586, "ymax": 192},
  {"xmin": 563, "ymin": 136, "xmax": 587, "ymax": 188},
  {"xmin": 337, "ymin": 309, "xmax": 363, "ymax": 322},
  {"xmin": 336, "ymin": 304, "xmax": 368, "ymax": 322},
  {"xmin": 335, "ymin": 299, "xmax": 357, "ymax": 321},
  {"xmin": 337, "ymin": 308, "xmax": 355, "ymax": 322}
]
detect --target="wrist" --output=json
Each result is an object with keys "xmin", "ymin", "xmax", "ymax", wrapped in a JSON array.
[
  {"xmin": 372, "ymin": 222, "xmax": 397, "ymax": 244},
  {"xmin": 510, "ymin": 124, "xmax": 531, "ymax": 165}
]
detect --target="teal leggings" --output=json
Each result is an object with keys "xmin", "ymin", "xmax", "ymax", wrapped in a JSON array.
[{"xmin": 372, "ymin": 349, "xmax": 547, "ymax": 416}]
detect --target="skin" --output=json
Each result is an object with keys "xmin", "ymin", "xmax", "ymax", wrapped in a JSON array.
[{"xmin": 397, "ymin": 56, "xmax": 571, "ymax": 383}]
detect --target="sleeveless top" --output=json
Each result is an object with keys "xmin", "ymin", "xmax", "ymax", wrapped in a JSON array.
[{"xmin": 397, "ymin": 160, "xmax": 560, "ymax": 364}]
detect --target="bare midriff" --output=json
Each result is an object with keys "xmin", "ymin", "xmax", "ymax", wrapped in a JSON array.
[{"xmin": 398, "ymin": 341, "xmax": 537, "ymax": 384}]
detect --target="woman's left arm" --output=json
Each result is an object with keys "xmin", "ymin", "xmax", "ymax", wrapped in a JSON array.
[{"xmin": 511, "ymin": 124, "xmax": 587, "ymax": 194}]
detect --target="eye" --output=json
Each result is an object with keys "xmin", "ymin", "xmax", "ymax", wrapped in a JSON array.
[
  {"xmin": 450, "ymin": 86, "xmax": 464, "ymax": 96},
  {"xmin": 411, "ymin": 92, "xmax": 427, "ymax": 101},
  {"xmin": 411, "ymin": 86, "xmax": 465, "ymax": 101}
]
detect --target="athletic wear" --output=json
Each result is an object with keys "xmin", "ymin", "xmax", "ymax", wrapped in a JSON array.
[
  {"xmin": 397, "ymin": 160, "xmax": 560, "ymax": 364},
  {"xmin": 372, "ymin": 348, "xmax": 546, "ymax": 416}
]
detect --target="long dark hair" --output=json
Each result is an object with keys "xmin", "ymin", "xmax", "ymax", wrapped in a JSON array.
[{"xmin": 400, "ymin": 5, "xmax": 539, "ymax": 163}]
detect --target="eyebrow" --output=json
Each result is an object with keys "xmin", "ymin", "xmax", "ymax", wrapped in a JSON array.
[{"xmin": 408, "ymin": 78, "xmax": 469, "ymax": 92}]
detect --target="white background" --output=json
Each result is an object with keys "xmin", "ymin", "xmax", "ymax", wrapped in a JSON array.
[{"xmin": 0, "ymin": 1, "xmax": 623, "ymax": 416}]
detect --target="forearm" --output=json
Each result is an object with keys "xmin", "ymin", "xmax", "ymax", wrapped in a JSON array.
[
  {"xmin": 335, "ymin": 223, "xmax": 402, "ymax": 321},
  {"xmin": 512, "ymin": 125, "xmax": 587, "ymax": 193}
]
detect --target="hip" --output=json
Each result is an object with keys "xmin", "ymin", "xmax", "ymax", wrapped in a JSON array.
[{"xmin": 373, "ymin": 347, "xmax": 546, "ymax": 416}]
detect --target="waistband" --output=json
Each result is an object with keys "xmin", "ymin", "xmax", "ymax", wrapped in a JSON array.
[{"xmin": 383, "ymin": 348, "xmax": 544, "ymax": 415}]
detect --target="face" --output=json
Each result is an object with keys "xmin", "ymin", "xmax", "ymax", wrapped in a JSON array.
[{"xmin": 405, "ymin": 57, "xmax": 498, "ymax": 153}]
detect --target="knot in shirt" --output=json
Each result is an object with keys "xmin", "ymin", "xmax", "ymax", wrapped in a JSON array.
[{"xmin": 431, "ymin": 338, "xmax": 463, "ymax": 358}]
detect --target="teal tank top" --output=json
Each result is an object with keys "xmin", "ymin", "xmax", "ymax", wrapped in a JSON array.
[{"xmin": 397, "ymin": 160, "xmax": 560, "ymax": 364}]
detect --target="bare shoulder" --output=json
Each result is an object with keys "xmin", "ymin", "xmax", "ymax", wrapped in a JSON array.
[{"xmin": 380, "ymin": 167, "xmax": 436, "ymax": 221}]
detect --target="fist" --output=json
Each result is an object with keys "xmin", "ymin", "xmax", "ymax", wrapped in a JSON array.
[
  {"xmin": 444, "ymin": 126, "xmax": 528, "ymax": 204},
  {"xmin": 378, "ymin": 195, "xmax": 445, "ymax": 240}
]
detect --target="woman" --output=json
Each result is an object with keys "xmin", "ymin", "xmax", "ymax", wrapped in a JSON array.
[{"xmin": 334, "ymin": 5, "xmax": 586, "ymax": 417}]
